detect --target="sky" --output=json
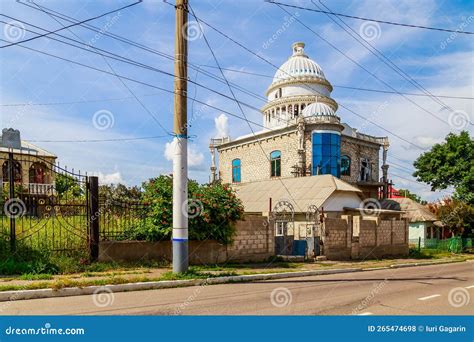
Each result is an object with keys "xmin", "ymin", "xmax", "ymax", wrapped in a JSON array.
[{"xmin": 1, "ymin": 0, "xmax": 473, "ymax": 202}]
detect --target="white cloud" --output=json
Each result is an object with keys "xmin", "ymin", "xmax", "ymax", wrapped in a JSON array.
[
  {"xmin": 97, "ymin": 172, "xmax": 124, "ymax": 185},
  {"xmin": 214, "ymin": 113, "xmax": 229, "ymax": 138},
  {"xmin": 164, "ymin": 138, "xmax": 204, "ymax": 167}
]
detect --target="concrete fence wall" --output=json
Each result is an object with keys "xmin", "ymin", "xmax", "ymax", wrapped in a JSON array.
[
  {"xmin": 322, "ymin": 216, "xmax": 409, "ymax": 260},
  {"xmin": 99, "ymin": 214, "xmax": 273, "ymax": 264}
]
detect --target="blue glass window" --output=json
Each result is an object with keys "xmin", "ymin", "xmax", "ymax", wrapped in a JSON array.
[
  {"xmin": 312, "ymin": 132, "xmax": 341, "ymax": 177},
  {"xmin": 232, "ymin": 159, "xmax": 241, "ymax": 183},
  {"xmin": 341, "ymin": 155, "xmax": 351, "ymax": 176},
  {"xmin": 270, "ymin": 150, "xmax": 281, "ymax": 177}
]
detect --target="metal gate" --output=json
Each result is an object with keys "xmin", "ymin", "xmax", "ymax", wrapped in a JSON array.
[
  {"xmin": 272, "ymin": 199, "xmax": 294, "ymax": 255},
  {"xmin": 0, "ymin": 152, "xmax": 98, "ymax": 258}
]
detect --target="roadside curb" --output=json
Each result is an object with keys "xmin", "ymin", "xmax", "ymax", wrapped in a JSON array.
[{"xmin": 0, "ymin": 259, "xmax": 467, "ymax": 302}]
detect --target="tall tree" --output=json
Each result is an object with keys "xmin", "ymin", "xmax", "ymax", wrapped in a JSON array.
[{"xmin": 413, "ymin": 131, "xmax": 474, "ymax": 205}]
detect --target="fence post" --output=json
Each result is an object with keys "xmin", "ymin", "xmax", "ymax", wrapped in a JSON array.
[
  {"xmin": 8, "ymin": 151, "xmax": 16, "ymax": 253},
  {"xmin": 89, "ymin": 176, "xmax": 100, "ymax": 261}
]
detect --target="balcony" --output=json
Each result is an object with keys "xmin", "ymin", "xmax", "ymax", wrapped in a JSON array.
[
  {"xmin": 2, "ymin": 182, "xmax": 55, "ymax": 195},
  {"xmin": 28, "ymin": 183, "xmax": 55, "ymax": 195}
]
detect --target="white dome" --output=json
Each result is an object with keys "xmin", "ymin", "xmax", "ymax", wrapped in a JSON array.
[
  {"xmin": 272, "ymin": 42, "xmax": 326, "ymax": 83},
  {"xmin": 302, "ymin": 102, "xmax": 336, "ymax": 117}
]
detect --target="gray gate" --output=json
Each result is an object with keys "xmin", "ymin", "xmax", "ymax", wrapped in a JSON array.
[{"xmin": 272, "ymin": 200, "xmax": 294, "ymax": 255}]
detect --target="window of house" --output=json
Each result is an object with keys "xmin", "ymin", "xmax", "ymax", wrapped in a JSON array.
[
  {"xmin": 311, "ymin": 132, "xmax": 341, "ymax": 177},
  {"xmin": 29, "ymin": 162, "xmax": 47, "ymax": 184},
  {"xmin": 359, "ymin": 158, "xmax": 371, "ymax": 181},
  {"xmin": 270, "ymin": 150, "xmax": 281, "ymax": 177},
  {"xmin": 341, "ymin": 155, "xmax": 351, "ymax": 176},
  {"xmin": 2, "ymin": 160, "xmax": 22, "ymax": 183},
  {"xmin": 275, "ymin": 221, "xmax": 286, "ymax": 236},
  {"xmin": 232, "ymin": 159, "xmax": 241, "ymax": 183}
]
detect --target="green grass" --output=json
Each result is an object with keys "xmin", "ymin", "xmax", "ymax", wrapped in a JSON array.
[{"xmin": 409, "ymin": 247, "xmax": 456, "ymax": 259}]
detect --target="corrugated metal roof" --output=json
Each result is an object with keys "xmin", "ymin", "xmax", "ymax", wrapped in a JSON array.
[{"xmin": 233, "ymin": 175, "xmax": 361, "ymax": 213}]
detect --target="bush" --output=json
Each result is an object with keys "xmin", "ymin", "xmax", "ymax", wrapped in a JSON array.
[{"xmin": 122, "ymin": 176, "xmax": 244, "ymax": 245}]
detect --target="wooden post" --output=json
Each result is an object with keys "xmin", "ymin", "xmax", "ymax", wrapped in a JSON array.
[{"xmin": 89, "ymin": 176, "xmax": 100, "ymax": 261}]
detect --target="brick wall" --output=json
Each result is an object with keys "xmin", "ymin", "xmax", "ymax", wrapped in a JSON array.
[
  {"xmin": 99, "ymin": 214, "xmax": 273, "ymax": 264},
  {"xmin": 226, "ymin": 214, "xmax": 274, "ymax": 262}
]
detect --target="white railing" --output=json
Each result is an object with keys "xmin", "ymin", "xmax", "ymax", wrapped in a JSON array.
[{"xmin": 28, "ymin": 183, "xmax": 55, "ymax": 195}]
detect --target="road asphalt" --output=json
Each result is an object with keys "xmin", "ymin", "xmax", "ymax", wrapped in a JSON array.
[{"xmin": 1, "ymin": 262, "xmax": 472, "ymax": 315}]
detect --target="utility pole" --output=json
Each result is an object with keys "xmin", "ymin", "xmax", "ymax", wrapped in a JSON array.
[{"xmin": 173, "ymin": 0, "xmax": 189, "ymax": 273}]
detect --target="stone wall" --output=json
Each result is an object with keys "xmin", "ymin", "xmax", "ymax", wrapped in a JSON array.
[
  {"xmin": 99, "ymin": 214, "xmax": 273, "ymax": 264},
  {"xmin": 322, "ymin": 216, "xmax": 408, "ymax": 260},
  {"xmin": 217, "ymin": 125, "xmax": 381, "ymax": 193},
  {"xmin": 218, "ymin": 129, "xmax": 299, "ymax": 183}
]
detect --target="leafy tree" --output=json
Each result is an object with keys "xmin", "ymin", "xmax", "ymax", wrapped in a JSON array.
[
  {"xmin": 99, "ymin": 183, "xmax": 142, "ymax": 202},
  {"xmin": 437, "ymin": 199, "xmax": 474, "ymax": 237},
  {"xmin": 123, "ymin": 175, "xmax": 244, "ymax": 244},
  {"xmin": 413, "ymin": 131, "xmax": 474, "ymax": 205},
  {"xmin": 55, "ymin": 174, "xmax": 84, "ymax": 199},
  {"xmin": 397, "ymin": 188, "xmax": 426, "ymax": 204}
]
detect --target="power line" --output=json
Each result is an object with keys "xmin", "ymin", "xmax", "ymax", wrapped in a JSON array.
[
  {"xmin": 266, "ymin": 1, "xmax": 474, "ymax": 34},
  {"xmin": 0, "ymin": 1, "xmax": 142, "ymax": 48},
  {"xmin": 15, "ymin": 2, "xmax": 267, "ymax": 103},
  {"xmin": 199, "ymin": 65, "xmax": 474, "ymax": 100},
  {"xmin": 314, "ymin": 1, "xmax": 471, "ymax": 125},
  {"xmin": 0, "ymin": 38, "xmax": 268, "ymax": 130}
]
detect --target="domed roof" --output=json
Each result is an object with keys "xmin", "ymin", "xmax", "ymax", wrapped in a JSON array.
[
  {"xmin": 302, "ymin": 102, "xmax": 336, "ymax": 117},
  {"xmin": 272, "ymin": 42, "xmax": 326, "ymax": 83}
]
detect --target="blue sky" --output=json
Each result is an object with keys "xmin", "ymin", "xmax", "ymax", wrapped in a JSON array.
[{"xmin": 1, "ymin": 0, "xmax": 473, "ymax": 202}]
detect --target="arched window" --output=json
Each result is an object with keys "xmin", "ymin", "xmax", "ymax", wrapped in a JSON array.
[
  {"xmin": 232, "ymin": 159, "xmax": 241, "ymax": 183},
  {"xmin": 270, "ymin": 150, "xmax": 281, "ymax": 177},
  {"xmin": 29, "ymin": 162, "xmax": 48, "ymax": 184},
  {"xmin": 2, "ymin": 160, "xmax": 22, "ymax": 183},
  {"xmin": 341, "ymin": 155, "xmax": 351, "ymax": 176}
]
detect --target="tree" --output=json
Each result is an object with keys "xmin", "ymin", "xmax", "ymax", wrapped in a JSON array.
[
  {"xmin": 99, "ymin": 183, "xmax": 142, "ymax": 202},
  {"xmin": 55, "ymin": 174, "xmax": 84, "ymax": 198},
  {"xmin": 413, "ymin": 131, "xmax": 474, "ymax": 205},
  {"xmin": 397, "ymin": 188, "xmax": 426, "ymax": 204},
  {"xmin": 123, "ymin": 176, "xmax": 244, "ymax": 244},
  {"xmin": 437, "ymin": 198, "xmax": 474, "ymax": 237}
]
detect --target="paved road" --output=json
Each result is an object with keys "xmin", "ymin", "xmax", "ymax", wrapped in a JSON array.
[{"xmin": 1, "ymin": 262, "xmax": 473, "ymax": 315}]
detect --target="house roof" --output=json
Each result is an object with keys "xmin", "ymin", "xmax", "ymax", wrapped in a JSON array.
[
  {"xmin": 381, "ymin": 197, "xmax": 437, "ymax": 223},
  {"xmin": 233, "ymin": 174, "xmax": 362, "ymax": 213},
  {"xmin": 0, "ymin": 140, "xmax": 56, "ymax": 158}
]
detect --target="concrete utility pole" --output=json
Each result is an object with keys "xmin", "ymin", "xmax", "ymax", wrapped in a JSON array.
[{"xmin": 173, "ymin": 0, "xmax": 189, "ymax": 273}]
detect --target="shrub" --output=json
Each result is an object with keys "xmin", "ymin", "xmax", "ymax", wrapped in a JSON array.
[{"xmin": 122, "ymin": 176, "xmax": 244, "ymax": 244}]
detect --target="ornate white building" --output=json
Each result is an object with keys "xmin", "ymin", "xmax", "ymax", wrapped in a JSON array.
[{"xmin": 210, "ymin": 42, "xmax": 390, "ymax": 199}]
